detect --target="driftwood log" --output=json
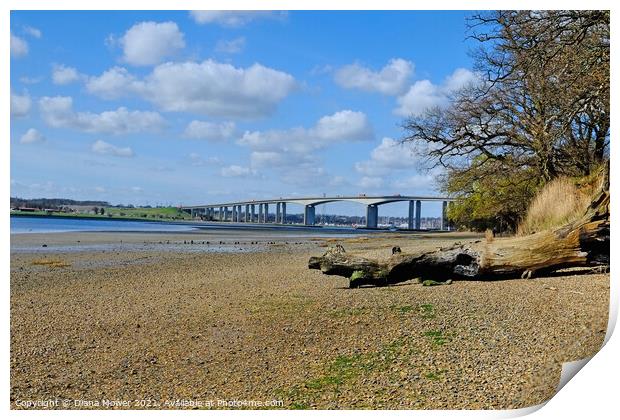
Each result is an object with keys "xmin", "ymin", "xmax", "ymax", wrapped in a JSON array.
[{"xmin": 309, "ymin": 167, "xmax": 609, "ymax": 288}]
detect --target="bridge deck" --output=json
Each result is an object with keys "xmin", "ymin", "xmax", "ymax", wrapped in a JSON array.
[{"xmin": 180, "ymin": 195, "xmax": 455, "ymax": 209}]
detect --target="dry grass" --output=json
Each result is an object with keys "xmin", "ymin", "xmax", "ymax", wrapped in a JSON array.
[
  {"xmin": 517, "ymin": 177, "xmax": 591, "ymax": 235},
  {"xmin": 31, "ymin": 258, "xmax": 71, "ymax": 269}
]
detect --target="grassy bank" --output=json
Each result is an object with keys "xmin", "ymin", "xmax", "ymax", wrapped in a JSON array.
[{"xmin": 11, "ymin": 206, "xmax": 193, "ymax": 222}]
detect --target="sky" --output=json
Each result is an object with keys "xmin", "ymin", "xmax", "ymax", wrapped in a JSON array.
[{"xmin": 10, "ymin": 10, "xmax": 477, "ymax": 217}]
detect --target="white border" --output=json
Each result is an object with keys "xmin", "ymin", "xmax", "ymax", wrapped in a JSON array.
[{"xmin": 3, "ymin": 1, "xmax": 618, "ymax": 419}]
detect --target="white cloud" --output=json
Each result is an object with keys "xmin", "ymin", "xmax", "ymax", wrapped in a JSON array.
[
  {"xmin": 23, "ymin": 25, "xmax": 42, "ymax": 38},
  {"xmin": 314, "ymin": 110, "xmax": 374, "ymax": 141},
  {"xmin": 354, "ymin": 137, "xmax": 416, "ymax": 176},
  {"xmin": 52, "ymin": 64, "xmax": 81, "ymax": 85},
  {"xmin": 11, "ymin": 91, "xmax": 31, "ymax": 118},
  {"xmin": 189, "ymin": 11, "xmax": 282, "ymax": 27},
  {"xmin": 249, "ymin": 151, "xmax": 293, "ymax": 168},
  {"xmin": 39, "ymin": 96, "xmax": 165, "ymax": 135},
  {"xmin": 239, "ymin": 110, "xmax": 373, "ymax": 170},
  {"xmin": 358, "ymin": 176, "xmax": 384, "ymax": 189},
  {"xmin": 395, "ymin": 68, "xmax": 479, "ymax": 117},
  {"xmin": 85, "ymin": 60, "xmax": 296, "ymax": 118},
  {"xmin": 120, "ymin": 21, "xmax": 185, "ymax": 66},
  {"xmin": 91, "ymin": 140, "xmax": 134, "ymax": 157},
  {"xmin": 237, "ymin": 110, "xmax": 372, "ymax": 186},
  {"xmin": 85, "ymin": 66, "xmax": 142, "ymax": 100},
  {"xmin": 215, "ymin": 37, "xmax": 246, "ymax": 54},
  {"xmin": 184, "ymin": 121, "xmax": 236, "ymax": 141},
  {"xmin": 391, "ymin": 173, "xmax": 436, "ymax": 189},
  {"xmin": 19, "ymin": 128, "xmax": 45, "ymax": 144},
  {"xmin": 19, "ymin": 76, "xmax": 43, "ymax": 85},
  {"xmin": 221, "ymin": 165, "xmax": 253, "ymax": 177},
  {"xmin": 189, "ymin": 153, "xmax": 221, "ymax": 167},
  {"xmin": 334, "ymin": 58, "xmax": 414, "ymax": 95},
  {"xmin": 11, "ymin": 33, "xmax": 28, "ymax": 58}
]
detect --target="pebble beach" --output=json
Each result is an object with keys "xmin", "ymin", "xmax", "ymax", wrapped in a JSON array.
[{"xmin": 10, "ymin": 230, "xmax": 609, "ymax": 409}]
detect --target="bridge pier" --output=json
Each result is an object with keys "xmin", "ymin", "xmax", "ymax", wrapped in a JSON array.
[
  {"xmin": 231, "ymin": 206, "xmax": 236, "ymax": 223},
  {"xmin": 415, "ymin": 200, "xmax": 421, "ymax": 229},
  {"xmin": 244, "ymin": 204, "xmax": 249, "ymax": 222},
  {"xmin": 276, "ymin": 203, "xmax": 281, "ymax": 224},
  {"xmin": 258, "ymin": 203, "xmax": 264, "ymax": 223},
  {"xmin": 264, "ymin": 203, "xmax": 269, "ymax": 223},
  {"xmin": 366, "ymin": 204, "xmax": 378, "ymax": 229},
  {"xmin": 408, "ymin": 201, "xmax": 415, "ymax": 229},
  {"xmin": 441, "ymin": 201, "xmax": 448, "ymax": 231},
  {"xmin": 281, "ymin": 202, "xmax": 286, "ymax": 224},
  {"xmin": 304, "ymin": 205, "xmax": 316, "ymax": 225}
]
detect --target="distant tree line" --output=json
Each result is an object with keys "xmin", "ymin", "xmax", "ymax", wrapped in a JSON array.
[
  {"xmin": 402, "ymin": 11, "xmax": 609, "ymax": 232},
  {"xmin": 10, "ymin": 197, "xmax": 110, "ymax": 210}
]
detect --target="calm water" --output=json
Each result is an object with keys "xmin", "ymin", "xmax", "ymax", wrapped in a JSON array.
[
  {"xmin": 10, "ymin": 216, "xmax": 363, "ymax": 235},
  {"xmin": 11, "ymin": 216, "xmax": 199, "ymax": 234}
]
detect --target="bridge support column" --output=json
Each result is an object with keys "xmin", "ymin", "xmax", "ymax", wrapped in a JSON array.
[
  {"xmin": 304, "ymin": 205, "xmax": 316, "ymax": 225},
  {"xmin": 218, "ymin": 207, "xmax": 223, "ymax": 221},
  {"xmin": 441, "ymin": 201, "xmax": 448, "ymax": 231},
  {"xmin": 250, "ymin": 204, "xmax": 255, "ymax": 222},
  {"xmin": 258, "ymin": 204, "xmax": 263, "ymax": 223},
  {"xmin": 415, "ymin": 200, "xmax": 421, "ymax": 229},
  {"xmin": 244, "ymin": 204, "xmax": 249, "ymax": 222},
  {"xmin": 282, "ymin": 203, "xmax": 287, "ymax": 224},
  {"xmin": 237, "ymin": 205, "xmax": 242, "ymax": 222},
  {"xmin": 366, "ymin": 205, "xmax": 378, "ymax": 229},
  {"xmin": 276, "ymin": 203, "xmax": 281, "ymax": 224},
  {"xmin": 408, "ymin": 201, "xmax": 415, "ymax": 230},
  {"xmin": 264, "ymin": 203, "xmax": 269, "ymax": 223},
  {"xmin": 232, "ymin": 206, "xmax": 237, "ymax": 223}
]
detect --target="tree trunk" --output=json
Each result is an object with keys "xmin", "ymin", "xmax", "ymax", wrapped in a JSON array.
[{"xmin": 309, "ymin": 165, "xmax": 609, "ymax": 288}]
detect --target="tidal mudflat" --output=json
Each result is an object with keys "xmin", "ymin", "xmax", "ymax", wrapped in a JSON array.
[{"xmin": 10, "ymin": 230, "xmax": 609, "ymax": 409}]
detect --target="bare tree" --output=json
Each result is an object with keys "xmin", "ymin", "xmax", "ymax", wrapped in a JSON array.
[{"xmin": 401, "ymin": 11, "xmax": 609, "ymax": 230}]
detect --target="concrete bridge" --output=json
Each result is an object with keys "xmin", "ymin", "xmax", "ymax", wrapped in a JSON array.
[{"xmin": 181, "ymin": 195, "xmax": 455, "ymax": 230}]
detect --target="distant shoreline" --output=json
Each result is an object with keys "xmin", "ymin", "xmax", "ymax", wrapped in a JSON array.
[{"xmin": 10, "ymin": 212, "xmax": 196, "ymax": 225}]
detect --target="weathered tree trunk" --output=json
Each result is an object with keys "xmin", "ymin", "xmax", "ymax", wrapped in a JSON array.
[{"xmin": 309, "ymin": 166, "xmax": 609, "ymax": 288}]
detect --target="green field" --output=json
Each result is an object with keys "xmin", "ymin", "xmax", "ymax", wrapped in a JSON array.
[
  {"xmin": 103, "ymin": 206, "xmax": 192, "ymax": 220},
  {"xmin": 11, "ymin": 206, "xmax": 193, "ymax": 221}
]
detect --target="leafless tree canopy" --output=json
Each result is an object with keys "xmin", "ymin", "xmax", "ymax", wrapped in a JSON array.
[{"xmin": 402, "ymin": 10, "xmax": 609, "ymax": 181}]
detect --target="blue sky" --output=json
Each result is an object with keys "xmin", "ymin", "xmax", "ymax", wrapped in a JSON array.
[{"xmin": 10, "ymin": 10, "xmax": 475, "ymax": 217}]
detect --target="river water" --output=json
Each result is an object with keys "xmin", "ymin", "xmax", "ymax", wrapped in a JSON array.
[{"xmin": 10, "ymin": 216, "xmax": 363, "ymax": 236}]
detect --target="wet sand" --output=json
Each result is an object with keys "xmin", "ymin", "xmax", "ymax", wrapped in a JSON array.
[{"xmin": 10, "ymin": 230, "xmax": 609, "ymax": 409}]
